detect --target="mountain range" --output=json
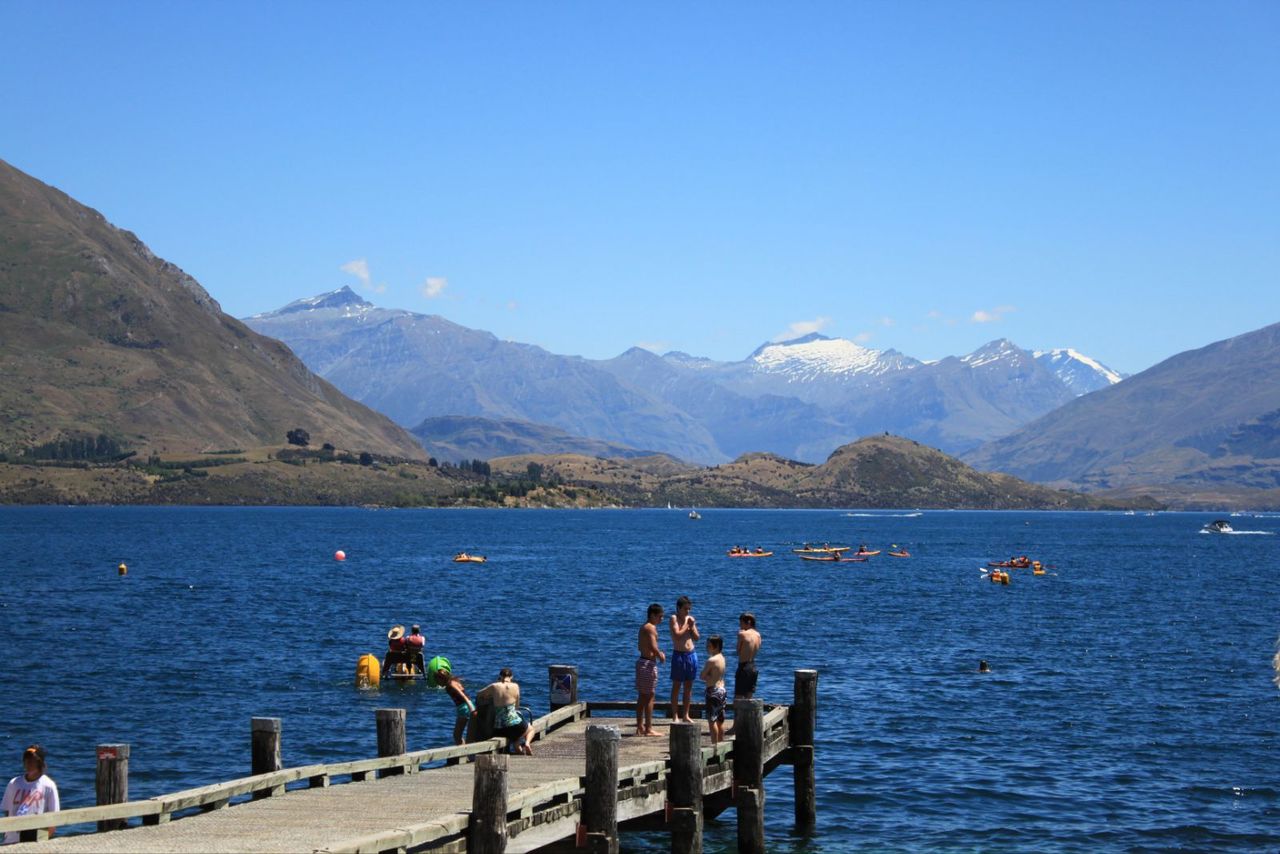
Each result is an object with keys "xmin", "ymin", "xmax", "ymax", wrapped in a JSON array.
[
  {"xmin": 965, "ymin": 321, "xmax": 1280, "ymax": 503},
  {"xmin": 0, "ymin": 159, "xmax": 424, "ymax": 460},
  {"xmin": 246, "ymin": 287, "xmax": 1124, "ymax": 463}
]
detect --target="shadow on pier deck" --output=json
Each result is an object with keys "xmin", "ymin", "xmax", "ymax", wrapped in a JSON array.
[{"xmin": 1, "ymin": 669, "xmax": 817, "ymax": 853}]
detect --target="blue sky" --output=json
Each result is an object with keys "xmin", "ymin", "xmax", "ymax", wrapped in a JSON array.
[{"xmin": 4, "ymin": 2, "xmax": 1277, "ymax": 374}]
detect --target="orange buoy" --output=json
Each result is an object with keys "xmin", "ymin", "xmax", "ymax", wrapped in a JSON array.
[{"xmin": 334, "ymin": 550, "xmax": 346, "ymax": 561}]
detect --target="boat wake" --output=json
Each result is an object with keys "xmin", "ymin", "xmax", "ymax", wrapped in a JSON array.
[
  {"xmin": 1199, "ymin": 529, "xmax": 1275, "ymax": 536},
  {"xmin": 843, "ymin": 512, "xmax": 923, "ymax": 518}
]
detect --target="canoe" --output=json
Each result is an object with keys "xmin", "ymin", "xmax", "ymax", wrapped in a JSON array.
[
  {"xmin": 453, "ymin": 554, "xmax": 487, "ymax": 564},
  {"xmin": 799, "ymin": 554, "xmax": 867, "ymax": 562},
  {"xmin": 727, "ymin": 551, "xmax": 773, "ymax": 558}
]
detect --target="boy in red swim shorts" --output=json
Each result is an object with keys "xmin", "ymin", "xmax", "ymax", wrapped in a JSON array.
[{"xmin": 635, "ymin": 603, "xmax": 666, "ymax": 736}]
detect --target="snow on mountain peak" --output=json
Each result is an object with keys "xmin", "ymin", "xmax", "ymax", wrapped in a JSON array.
[
  {"xmin": 960, "ymin": 339, "xmax": 1022, "ymax": 368},
  {"xmin": 257, "ymin": 286, "xmax": 375, "ymax": 319},
  {"xmin": 1033, "ymin": 348, "xmax": 1125, "ymax": 395},
  {"xmin": 751, "ymin": 336, "xmax": 898, "ymax": 380}
]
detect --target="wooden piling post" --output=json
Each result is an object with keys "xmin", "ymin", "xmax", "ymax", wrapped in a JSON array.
[
  {"xmin": 548, "ymin": 664, "xmax": 578, "ymax": 710},
  {"xmin": 669, "ymin": 722, "xmax": 704, "ymax": 854},
  {"xmin": 581, "ymin": 725, "xmax": 620, "ymax": 853},
  {"xmin": 376, "ymin": 708, "xmax": 407, "ymax": 777},
  {"xmin": 251, "ymin": 718, "xmax": 283, "ymax": 799},
  {"xmin": 733, "ymin": 698, "xmax": 765, "ymax": 854},
  {"xmin": 791, "ymin": 669, "xmax": 818, "ymax": 831},
  {"xmin": 469, "ymin": 753, "xmax": 509, "ymax": 852},
  {"xmin": 95, "ymin": 743, "xmax": 129, "ymax": 832}
]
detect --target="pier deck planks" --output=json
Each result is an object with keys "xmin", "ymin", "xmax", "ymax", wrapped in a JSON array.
[{"xmin": 6, "ymin": 717, "xmax": 741, "ymax": 853}]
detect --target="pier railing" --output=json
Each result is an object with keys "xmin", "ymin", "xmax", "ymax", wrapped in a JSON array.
[{"xmin": 1, "ymin": 668, "xmax": 817, "ymax": 853}]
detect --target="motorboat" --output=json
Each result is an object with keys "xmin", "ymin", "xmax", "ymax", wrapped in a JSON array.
[{"xmin": 1201, "ymin": 520, "xmax": 1233, "ymax": 534}]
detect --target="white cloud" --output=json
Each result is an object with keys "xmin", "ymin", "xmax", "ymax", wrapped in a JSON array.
[
  {"xmin": 341, "ymin": 258, "xmax": 385, "ymax": 294},
  {"xmin": 636, "ymin": 340, "xmax": 670, "ymax": 353},
  {"xmin": 773, "ymin": 316, "xmax": 832, "ymax": 341},
  {"xmin": 340, "ymin": 258, "xmax": 371, "ymax": 288},
  {"xmin": 971, "ymin": 305, "xmax": 1017, "ymax": 324},
  {"xmin": 854, "ymin": 332, "xmax": 873, "ymax": 343},
  {"xmin": 878, "ymin": 317, "xmax": 894, "ymax": 327},
  {"xmin": 421, "ymin": 276, "xmax": 448, "ymax": 299}
]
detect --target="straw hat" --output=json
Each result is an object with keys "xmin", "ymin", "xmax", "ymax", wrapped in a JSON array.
[{"xmin": 387, "ymin": 625, "xmax": 405, "ymax": 641}]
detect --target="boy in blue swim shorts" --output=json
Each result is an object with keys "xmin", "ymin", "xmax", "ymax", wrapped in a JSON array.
[{"xmin": 669, "ymin": 595, "xmax": 701, "ymax": 722}]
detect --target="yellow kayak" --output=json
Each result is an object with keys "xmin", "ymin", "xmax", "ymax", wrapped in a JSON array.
[{"xmin": 453, "ymin": 553, "xmax": 487, "ymax": 564}]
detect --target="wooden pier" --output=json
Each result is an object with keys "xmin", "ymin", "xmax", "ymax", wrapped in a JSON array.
[{"xmin": 1, "ymin": 669, "xmax": 817, "ymax": 853}]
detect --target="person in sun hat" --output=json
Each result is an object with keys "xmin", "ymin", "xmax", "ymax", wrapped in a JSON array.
[
  {"xmin": 2, "ymin": 744, "xmax": 60, "ymax": 844},
  {"xmin": 381, "ymin": 625, "xmax": 408, "ymax": 674}
]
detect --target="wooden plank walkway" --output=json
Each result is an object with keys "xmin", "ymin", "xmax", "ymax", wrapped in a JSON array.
[{"xmin": 2, "ymin": 674, "xmax": 816, "ymax": 853}]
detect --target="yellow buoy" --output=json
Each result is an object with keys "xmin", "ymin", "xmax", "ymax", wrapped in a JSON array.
[
  {"xmin": 117, "ymin": 562, "xmax": 128, "ymax": 576},
  {"xmin": 356, "ymin": 653, "xmax": 381, "ymax": 688}
]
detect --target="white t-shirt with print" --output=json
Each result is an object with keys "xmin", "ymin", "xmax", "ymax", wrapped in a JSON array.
[{"xmin": 2, "ymin": 774, "xmax": 60, "ymax": 844}]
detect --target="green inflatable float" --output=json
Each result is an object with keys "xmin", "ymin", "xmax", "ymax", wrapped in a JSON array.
[{"xmin": 427, "ymin": 655, "xmax": 452, "ymax": 688}]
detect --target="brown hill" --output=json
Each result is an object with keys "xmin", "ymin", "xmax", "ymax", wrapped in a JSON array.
[
  {"xmin": 0, "ymin": 159, "xmax": 422, "ymax": 458},
  {"xmin": 491, "ymin": 434, "xmax": 1159, "ymax": 509}
]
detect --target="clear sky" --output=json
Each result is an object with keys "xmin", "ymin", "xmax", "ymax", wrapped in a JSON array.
[{"xmin": 4, "ymin": 2, "xmax": 1277, "ymax": 374}]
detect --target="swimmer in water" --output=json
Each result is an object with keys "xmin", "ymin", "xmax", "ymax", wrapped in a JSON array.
[{"xmin": 978, "ymin": 660, "xmax": 990, "ymax": 673}]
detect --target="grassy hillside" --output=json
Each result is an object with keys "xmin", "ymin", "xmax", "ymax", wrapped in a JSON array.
[
  {"xmin": 490, "ymin": 435, "xmax": 1161, "ymax": 510},
  {"xmin": 0, "ymin": 159, "xmax": 424, "ymax": 459}
]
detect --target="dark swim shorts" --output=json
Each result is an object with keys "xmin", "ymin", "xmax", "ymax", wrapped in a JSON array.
[
  {"xmin": 705, "ymin": 685, "xmax": 726, "ymax": 723},
  {"xmin": 735, "ymin": 660, "xmax": 758, "ymax": 696}
]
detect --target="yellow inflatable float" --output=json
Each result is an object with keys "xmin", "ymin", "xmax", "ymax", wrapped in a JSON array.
[{"xmin": 355, "ymin": 653, "xmax": 381, "ymax": 688}]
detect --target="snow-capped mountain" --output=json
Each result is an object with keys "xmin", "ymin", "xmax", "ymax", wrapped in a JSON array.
[
  {"xmin": 251, "ymin": 285, "xmax": 380, "ymax": 319},
  {"xmin": 244, "ymin": 288, "xmax": 725, "ymax": 462},
  {"xmin": 748, "ymin": 333, "xmax": 921, "ymax": 382},
  {"xmin": 1033, "ymin": 348, "xmax": 1126, "ymax": 396},
  {"xmin": 246, "ymin": 288, "xmax": 1131, "ymax": 463}
]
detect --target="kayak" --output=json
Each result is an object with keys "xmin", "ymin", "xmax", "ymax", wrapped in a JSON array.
[
  {"xmin": 987, "ymin": 560, "xmax": 1030, "ymax": 569},
  {"xmin": 887, "ymin": 551, "xmax": 911, "ymax": 558},
  {"xmin": 728, "ymin": 551, "xmax": 773, "ymax": 558},
  {"xmin": 853, "ymin": 550, "xmax": 881, "ymax": 557},
  {"xmin": 792, "ymin": 545, "xmax": 850, "ymax": 554},
  {"xmin": 799, "ymin": 554, "xmax": 867, "ymax": 562},
  {"xmin": 453, "ymin": 554, "xmax": 487, "ymax": 563}
]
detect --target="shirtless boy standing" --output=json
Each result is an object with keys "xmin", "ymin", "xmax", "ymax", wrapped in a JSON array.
[
  {"xmin": 700, "ymin": 635, "xmax": 727, "ymax": 743},
  {"xmin": 669, "ymin": 595, "xmax": 700, "ymax": 722},
  {"xmin": 635, "ymin": 603, "xmax": 666, "ymax": 736},
  {"xmin": 734, "ymin": 612, "xmax": 762, "ymax": 700}
]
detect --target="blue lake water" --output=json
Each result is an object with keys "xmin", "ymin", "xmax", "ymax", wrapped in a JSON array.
[{"xmin": 2, "ymin": 507, "xmax": 1279, "ymax": 851}]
